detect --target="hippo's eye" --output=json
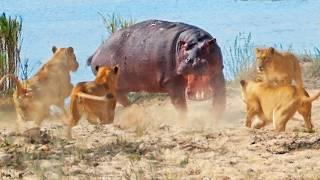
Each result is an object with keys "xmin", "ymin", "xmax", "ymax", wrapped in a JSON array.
[{"xmin": 186, "ymin": 43, "xmax": 196, "ymax": 50}]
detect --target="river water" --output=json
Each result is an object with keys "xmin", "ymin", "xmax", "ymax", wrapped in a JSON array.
[{"xmin": 1, "ymin": 0, "xmax": 320, "ymax": 82}]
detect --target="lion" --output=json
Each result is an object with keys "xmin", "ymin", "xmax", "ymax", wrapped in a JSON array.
[
  {"xmin": 0, "ymin": 46, "xmax": 78, "ymax": 131},
  {"xmin": 255, "ymin": 47, "xmax": 303, "ymax": 88},
  {"xmin": 240, "ymin": 80, "xmax": 320, "ymax": 132},
  {"xmin": 65, "ymin": 65, "xmax": 119, "ymax": 138}
]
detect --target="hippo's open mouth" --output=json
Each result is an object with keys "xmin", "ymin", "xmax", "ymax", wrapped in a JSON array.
[{"xmin": 185, "ymin": 74, "xmax": 213, "ymax": 101}]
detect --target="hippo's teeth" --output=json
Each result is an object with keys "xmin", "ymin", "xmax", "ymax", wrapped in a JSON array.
[
  {"xmin": 196, "ymin": 92, "xmax": 200, "ymax": 99},
  {"xmin": 200, "ymin": 91, "xmax": 204, "ymax": 99}
]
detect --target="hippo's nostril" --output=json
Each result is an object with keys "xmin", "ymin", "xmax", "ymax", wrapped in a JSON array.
[{"xmin": 185, "ymin": 58, "xmax": 193, "ymax": 64}]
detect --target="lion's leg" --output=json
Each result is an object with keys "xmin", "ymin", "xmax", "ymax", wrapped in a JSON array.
[
  {"xmin": 298, "ymin": 102, "xmax": 313, "ymax": 131},
  {"xmin": 15, "ymin": 112, "xmax": 25, "ymax": 133},
  {"xmin": 86, "ymin": 113, "xmax": 100, "ymax": 124},
  {"xmin": 117, "ymin": 91, "xmax": 130, "ymax": 107},
  {"xmin": 254, "ymin": 112, "xmax": 268, "ymax": 129},
  {"xmin": 273, "ymin": 110, "xmax": 295, "ymax": 132},
  {"xmin": 33, "ymin": 105, "xmax": 49, "ymax": 127},
  {"xmin": 65, "ymin": 98, "xmax": 81, "ymax": 139},
  {"xmin": 297, "ymin": 90, "xmax": 313, "ymax": 131},
  {"xmin": 245, "ymin": 109, "xmax": 256, "ymax": 128},
  {"xmin": 98, "ymin": 109, "xmax": 115, "ymax": 125}
]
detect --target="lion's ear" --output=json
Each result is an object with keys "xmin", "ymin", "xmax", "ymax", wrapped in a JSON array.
[
  {"xmin": 268, "ymin": 47, "xmax": 275, "ymax": 54},
  {"xmin": 95, "ymin": 66, "xmax": 100, "ymax": 72},
  {"xmin": 52, "ymin": 46, "xmax": 57, "ymax": 53},
  {"xmin": 255, "ymin": 48, "xmax": 260, "ymax": 54},
  {"xmin": 240, "ymin": 80, "xmax": 247, "ymax": 88},
  {"xmin": 67, "ymin": 47, "xmax": 74, "ymax": 54},
  {"xmin": 113, "ymin": 65, "xmax": 119, "ymax": 74}
]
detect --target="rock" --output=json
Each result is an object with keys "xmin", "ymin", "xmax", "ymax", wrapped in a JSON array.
[
  {"xmin": 69, "ymin": 166, "xmax": 83, "ymax": 175},
  {"xmin": 0, "ymin": 152, "xmax": 12, "ymax": 165},
  {"xmin": 39, "ymin": 160, "xmax": 61, "ymax": 170},
  {"xmin": 38, "ymin": 144, "xmax": 49, "ymax": 151}
]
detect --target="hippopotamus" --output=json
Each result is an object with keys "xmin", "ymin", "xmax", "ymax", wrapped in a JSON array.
[{"xmin": 87, "ymin": 20, "xmax": 226, "ymax": 118}]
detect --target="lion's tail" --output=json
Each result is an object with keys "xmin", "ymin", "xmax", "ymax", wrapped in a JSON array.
[
  {"xmin": 302, "ymin": 90, "xmax": 320, "ymax": 103},
  {"xmin": 76, "ymin": 92, "xmax": 107, "ymax": 101},
  {"xmin": 0, "ymin": 74, "xmax": 27, "ymax": 96}
]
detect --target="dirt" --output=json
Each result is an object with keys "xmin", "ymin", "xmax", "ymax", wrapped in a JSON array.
[{"xmin": 1, "ymin": 83, "xmax": 320, "ymax": 179}]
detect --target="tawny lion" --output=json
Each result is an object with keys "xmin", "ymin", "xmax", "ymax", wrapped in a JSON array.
[
  {"xmin": 0, "ymin": 46, "xmax": 78, "ymax": 131},
  {"xmin": 65, "ymin": 65, "xmax": 119, "ymax": 138},
  {"xmin": 240, "ymin": 80, "xmax": 320, "ymax": 132},
  {"xmin": 255, "ymin": 47, "xmax": 303, "ymax": 88}
]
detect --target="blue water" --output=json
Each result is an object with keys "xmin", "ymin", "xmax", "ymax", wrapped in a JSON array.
[{"xmin": 1, "ymin": 0, "xmax": 320, "ymax": 82}]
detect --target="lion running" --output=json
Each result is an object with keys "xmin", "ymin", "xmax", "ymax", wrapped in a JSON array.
[
  {"xmin": 0, "ymin": 46, "xmax": 78, "ymax": 131},
  {"xmin": 65, "ymin": 65, "xmax": 119, "ymax": 138},
  {"xmin": 240, "ymin": 80, "xmax": 320, "ymax": 132}
]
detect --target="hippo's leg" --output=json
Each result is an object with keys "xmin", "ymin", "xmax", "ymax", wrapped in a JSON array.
[
  {"xmin": 117, "ymin": 91, "xmax": 130, "ymax": 107},
  {"xmin": 210, "ymin": 70, "xmax": 226, "ymax": 120},
  {"xmin": 165, "ymin": 77, "xmax": 187, "ymax": 114}
]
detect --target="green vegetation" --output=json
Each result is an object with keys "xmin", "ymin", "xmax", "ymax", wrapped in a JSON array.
[
  {"xmin": 223, "ymin": 32, "xmax": 256, "ymax": 81},
  {"xmin": 98, "ymin": 12, "xmax": 135, "ymax": 34},
  {"xmin": 0, "ymin": 13, "xmax": 22, "ymax": 95}
]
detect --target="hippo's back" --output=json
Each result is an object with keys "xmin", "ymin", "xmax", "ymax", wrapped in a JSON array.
[{"xmin": 89, "ymin": 20, "xmax": 213, "ymax": 91}]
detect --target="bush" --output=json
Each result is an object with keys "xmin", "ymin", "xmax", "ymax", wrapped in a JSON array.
[
  {"xmin": 98, "ymin": 12, "xmax": 135, "ymax": 35},
  {"xmin": 0, "ymin": 13, "xmax": 22, "ymax": 95}
]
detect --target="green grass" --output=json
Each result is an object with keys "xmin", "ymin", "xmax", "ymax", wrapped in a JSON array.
[
  {"xmin": 98, "ymin": 12, "xmax": 135, "ymax": 35},
  {"xmin": 223, "ymin": 32, "xmax": 256, "ymax": 81},
  {"xmin": 0, "ymin": 13, "xmax": 23, "ymax": 96}
]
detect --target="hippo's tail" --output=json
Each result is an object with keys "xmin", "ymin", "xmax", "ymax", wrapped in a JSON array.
[{"xmin": 86, "ymin": 54, "xmax": 94, "ymax": 66}]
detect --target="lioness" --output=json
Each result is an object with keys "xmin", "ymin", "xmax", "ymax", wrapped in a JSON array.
[
  {"xmin": 255, "ymin": 47, "xmax": 303, "ymax": 88},
  {"xmin": 0, "ymin": 46, "xmax": 78, "ymax": 131},
  {"xmin": 65, "ymin": 65, "xmax": 119, "ymax": 138},
  {"xmin": 240, "ymin": 80, "xmax": 320, "ymax": 132}
]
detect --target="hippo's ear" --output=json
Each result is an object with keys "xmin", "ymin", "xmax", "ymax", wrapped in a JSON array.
[
  {"xmin": 202, "ymin": 38, "xmax": 216, "ymax": 51},
  {"xmin": 112, "ymin": 65, "xmax": 119, "ymax": 74},
  {"xmin": 52, "ymin": 46, "xmax": 57, "ymax": 53},
  {"xmin": 205, "ymin": 38, "xmax": 216, "ymax": 46},
  {"xmin": 240, "ymin": 80, "xmax": 247, "ymax": 88}
]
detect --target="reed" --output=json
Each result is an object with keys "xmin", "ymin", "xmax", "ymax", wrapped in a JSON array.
[
  {"xmin": 223, "ymin": 32, "xmax": 256, "ymax": 81},
  {"xmin": 98, "ymin": 12, "xmax": 135, "ymax": 34},
  {"xmin": 0, "ymin": 13, "xmax": 22, "ymax": 95}
]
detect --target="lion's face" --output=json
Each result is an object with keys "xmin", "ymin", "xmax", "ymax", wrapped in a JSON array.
[
  {"xmin": 52, "ymin": 46, "xmax": 79, "ymax": 72},
  {"xmin": 255, "ymin": 47, "xmax": 275, "ymax": 72},
  {"xmin": 95, "ymin": 65, "xmax": 119, "ymax": 93}
]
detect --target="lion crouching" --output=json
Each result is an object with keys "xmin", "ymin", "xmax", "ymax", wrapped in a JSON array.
[
  {"xmin": 0, "ymin": 46, "xmax": 79, "ymax": 132},
  {"xmin": 65, "ymin": 65, "xmax": 119, "ymax": 138},
  {"xmin": 240, "ymin": 80, "xmax": 320, "ymax": 132}
]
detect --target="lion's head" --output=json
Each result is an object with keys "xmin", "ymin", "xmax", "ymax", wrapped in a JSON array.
[
  {"xmin": 255, "ymin": 47, "xmax": 275, "ymax": 72},
  {"xmin": 52, "ymin": 46, "xmax": 79, "ymax": 72},
  {"xmin": 95, "ymin": 65, "xmax": 119, "ymax": 94}
]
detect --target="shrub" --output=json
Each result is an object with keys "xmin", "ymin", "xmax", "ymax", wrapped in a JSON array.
[
  {"xmin": 0, "ymin": 13, "xmax": 22, "ymax": 95},
  {"xmin": 98, "ymin": 12, "xmax": 135, "ymax": 35}
]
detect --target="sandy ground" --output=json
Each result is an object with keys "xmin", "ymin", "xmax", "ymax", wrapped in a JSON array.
[{"xmin": 1, "ymin": 82, "xmax": 320, "ymax": 179}]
